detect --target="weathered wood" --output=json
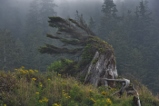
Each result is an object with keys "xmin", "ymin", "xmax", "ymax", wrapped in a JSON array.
[
  {"xmin": 84, "ymin": 51, "xmax": 118, "ymax": 87},
  {"xmin": 101, "ymin": 78, "xmax": 141, "ymax": 106}
]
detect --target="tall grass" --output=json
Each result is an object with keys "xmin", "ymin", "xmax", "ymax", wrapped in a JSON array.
[{"xmin": 0, "ymin": 67, "xmax": 159, "ymax": 106}]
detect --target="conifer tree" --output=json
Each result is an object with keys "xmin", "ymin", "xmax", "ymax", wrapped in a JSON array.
[
  {"xmin": 24, "ymin": 0, "xmax": 55, "ymax": 70},
  {"xmin": 0, "ymin": 30, "xmax": 24, "ymax": 70},
  {"xmin": 39, "ymin": 17, "xmax": 117, "ymax": 87},
  {"xmin": 133, "ymin": 0, "xmax": 153, "ymax": 45},
  {"xmin": 40, "ymin": 0, "xmax": 57, "ymax": 32},
  {"xmin": 89, "ymin": 17, "xmax": 97, "ymax": 34},
  {"xmin": 26, "ymin": 0, "xmax": 41, "ymax": 34},
  {"xmin": 102, "ymin": 0, "xmax": 118, "ymax": 18},
  {"xmin": 99, "ymin": 0, "xmax": 119, "ymax": 39}
]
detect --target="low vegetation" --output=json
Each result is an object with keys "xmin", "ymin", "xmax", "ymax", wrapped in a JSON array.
[{"xmin": 0, "ymin": 67, "xmax": 159, "ymax": 106}]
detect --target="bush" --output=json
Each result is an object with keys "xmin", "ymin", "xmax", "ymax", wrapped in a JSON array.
[
  {"xmin": 0, "ymin": 68, "xmax": 159, "ymax": 106},
  {"xmin": 47, "ymin": 59, "xmax": 74, "ymax": 73},
  {"xmin": 0, "ymin": 72, "xmax": 17, "ymax": 93}
]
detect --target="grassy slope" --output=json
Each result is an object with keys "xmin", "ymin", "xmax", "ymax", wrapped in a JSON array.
[{"xmin": 0, "ymin": 67, "xmax": 159, "ymax": 106}]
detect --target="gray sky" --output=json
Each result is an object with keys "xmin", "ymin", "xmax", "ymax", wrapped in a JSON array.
[
  {"xmin": 12, "ymin": 0, "xmax": 158, "ymax": 18},
  {"xmin": 54, "ymin": 0, "xmax": 124, "ymax": 3}
]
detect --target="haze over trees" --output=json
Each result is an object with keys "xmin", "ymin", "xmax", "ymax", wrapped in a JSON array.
[{"xmin": 0, "ymin": 0, "xmax": 159, "ymax": 94}]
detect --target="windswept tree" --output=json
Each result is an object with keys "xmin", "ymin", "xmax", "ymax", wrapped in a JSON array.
[
  {"xmin": 39, "ymin": 17, "xmax": 118, "ymax": 87},
  {"xmin": 39, "ymin": 17, "xmax": 142, "ymax": 102}
]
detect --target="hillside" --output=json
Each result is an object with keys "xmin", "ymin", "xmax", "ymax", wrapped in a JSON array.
[
  {"xmin": 0, "ymin": 67, "xmax": 159, "ymax": 106},
  {"xmin": 0, "ymin": 0, "xmax": 159, "ymax": 94}
]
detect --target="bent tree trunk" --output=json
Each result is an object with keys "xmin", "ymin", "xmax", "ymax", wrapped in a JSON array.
[
  {"xmin": 84, "ymin": 51, "xmax": 118, "ymax": 87},
  {"xmin": 39, "ymin": 16, "xmax": 141, "ymax": 105},
  {"xmin": 39, "ymin": 16, "xmax": 118, "ymax": 87}
]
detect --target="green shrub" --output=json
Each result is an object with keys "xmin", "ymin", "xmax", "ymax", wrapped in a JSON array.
[
  {"xmin": 0, "ymin": 72, "xmax": 17, "ymax": 93},
  {"xmin": 0, "ymin": 68, "xmax": 159, "ymax": 106},
  {"xmin": 47, "ymin": 59, "xmax": 74, "ymax": 74},
  {"xmin": 47, "ymin": 60, "xmax": 62, "ymax": 72}
]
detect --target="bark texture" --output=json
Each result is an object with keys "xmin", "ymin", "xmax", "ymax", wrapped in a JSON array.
[
  {"xmin": 39, "ymin": 16, "xmax": 118, "ymax": 87},
  {"xmin": 84, "ymin": 51, "xmax": 118, "ymax": 87},
  {"xmin": 40, "ymin": 16, "xmax": 142, "ymax": 105}
]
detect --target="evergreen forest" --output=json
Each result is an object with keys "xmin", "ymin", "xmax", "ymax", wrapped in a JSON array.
[{"xmin": 0, "ymin": 0, "xmax": 159, "ymax": 105}]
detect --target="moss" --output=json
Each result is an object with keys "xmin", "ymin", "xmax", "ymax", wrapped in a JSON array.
[
  {"xmin": 80, "ymin": 36, "xmax": 114, "ymax": 66},
  {"xmin": 46, "ymin": 36, "xmax": 115, "ymax": 79},
  {"xmin": 92, "ymin": 58, "xmax": 98, "ymax": 64},
  {"xmin": 87, "ymin": 36, "xmax": 114, "ymax": 54},
  {"xmin": 81, "ymin": 44, "xmax": 95, "ymax": 65}
]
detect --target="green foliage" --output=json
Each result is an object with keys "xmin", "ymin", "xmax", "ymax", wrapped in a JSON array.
[
  {"xmin": 0, "ymin": 69, "xmax": 159, "ymax": 106},
  {"xmin": 0, "ymin": 71, "xmax": 17, "ymax": 93},
  {"xmin": 88, "ymin": 17, "xmax": 97, "ymax": 34},
  {"xmin": 93, "ymin": 98, "xmax": 112, "ymax": 106},
  {"xmin": 0, "ymin": 30, "xmax": 24, "ymax": 70},
  {"xmin": 47, "ymin": 60, "xmax": 62, "ymax": 72},
  {"xmin": 81, "ymin": 44, "xmax": 95, "ymax": 65},
  {"xmin": 80, "ymin": 36, "xmax": 114, "ymax": 66},
  {"xmin": 92, "ymin": 58, "xmax": 98, "ymax": 64},
  {"xmin": 99, "ymin": 0, "xmax": 119, "ymax": 39},
  {"xmin": 47, "ymin": 59, "xmax": 74, "ymax": 73},
  {"xmin": 98, "ymin": 0, "xmax": 159, "ymax": 94},
  {"xmin": 102, "ymin": 0, "xmax": 117, "ymax": 17}
]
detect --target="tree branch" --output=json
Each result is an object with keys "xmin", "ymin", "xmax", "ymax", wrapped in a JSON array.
[
  {"xmin": 46, "ymin": 34, "xmax": 86, "ymax": 46},
  {"xmin": 39, "ymin": 44, "xmax": 83, "ymax": 54}
]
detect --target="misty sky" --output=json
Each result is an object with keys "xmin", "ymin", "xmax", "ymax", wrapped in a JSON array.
[
  {"xmin": 54, "ymin": 0, "xmax": 124, "ymax": 4},
  {"xmin": 4, "ymin": 0, "xmax": 159, "ymax": 20}
]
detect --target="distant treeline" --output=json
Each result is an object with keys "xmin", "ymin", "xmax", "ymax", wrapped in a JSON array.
[{"xmin": 0, "ymin": 0, "xmax": 159, "ymax": 93}]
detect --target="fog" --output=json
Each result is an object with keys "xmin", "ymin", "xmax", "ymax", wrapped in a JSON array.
[
  {"xmin": 3, "ymin": 0, "xmax": 157, "ymax": 35},
  {"xmin": 3, "ymin": 0, "xmax": 158, "ymax": 21},
  {"xmin": 0, "ymin": 0, "xmax": 159, "ymax": 93},
  {"xmin": 2, "ymin": 0, "xmax": 158, "ymax": 18}
]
